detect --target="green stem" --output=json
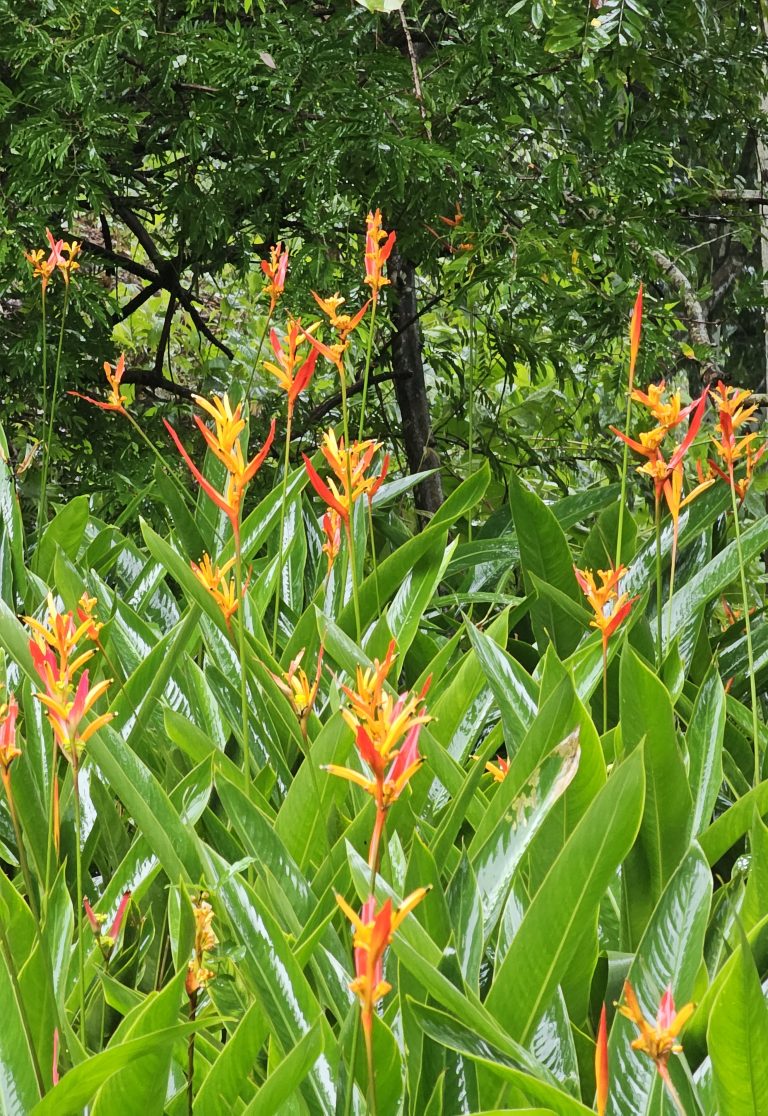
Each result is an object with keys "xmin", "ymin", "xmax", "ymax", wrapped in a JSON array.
[
  {"xmin": 0, "ymin": 920, "xmax": 46, "ymax": 1095},
  {"xmin": 235, "ymin": 530, "xmax": 251, "ymax": 798},
  {"xmin": 244, "ymin": 310, "xmax": 273, "ymax": 407},
  {"xmin": 467, "ymin": 310, "xmax": 475, "ymax": 545},
  {"xmin": 73, "ymin": 762, "xmax": 87, "ymax": 1037},
  {"xmin": 36, "ymin": 289, "xmax": 49, "ymax": 548},
  {"xmin": 44, "ymin": 736, "xmax": 58, "ymax": 901},
  {"xmin": 602, "ymin": 642, "xmax": 608, "ymax": 737},
  {"xmin": 339, "ymin": 364, "xmax": 362, "ymax": 642},
  {"xmin": 40, "ymin": 285, "xmax": 69, "ymax": 531},
  {"xmin": 187, "ymin": 990, "xmax": 198, "ymax": 1116},
  {"xmin": 615, "ymin": 390, "xmax": 634, "ymax": 569},
  {"xmin": 365, "ymin": 1021, "xmax": 378, "ymax": 1116},
  {"xmin": 729, "ymin": 480, "xmax": 761, "ymax": 784},
  {"xmin": 272, "ymin": 410, "xmax": 293, "ymax": 654},
  {"xmin": 667, "ymin": 532, "xmax": 678, "ymax": 640},
  {"xmin": 358, "ymin": 298, "xmax": 377, "ymax": 440},
  {"xmin": 655, "ymin": 496, "xmax": 663, "ymax": 670},
  {"xmin": 343, "ymin": 1004, "xmax": 361, "ymax": 1116},
  {"xmin": 367, "ymin": 498, "xmax": 381, "ymax": 618}
]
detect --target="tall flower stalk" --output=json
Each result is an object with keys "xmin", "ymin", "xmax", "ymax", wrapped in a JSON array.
[
  {"xmin": 263, "ymin": 320, "xmax": 318, "ymax": 651},
  {"xmin": 614, "ymin": 284, "xmax": 643, "ymax": 569},
  {"xmin": 708, "ymin": 382, "xmax": 768, "ymax": 782},
  {"xmin": 359, "ymin": 209, "xmax": 395, "ymax": 439},
  {"xmin": 165, "ymin": 395, "xmax": 275, "ymax": 797}
]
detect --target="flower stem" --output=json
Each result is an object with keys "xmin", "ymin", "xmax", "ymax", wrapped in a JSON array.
[
  {"xmin": 661, "ymin": 1069, "xmax": 688, "ymax": 1116},
  {"xmin": 244, "ymin": 310, "xmax": 273, "ymax": 407},
  {"xmin": 44, "ymin": 738, "xmax": 59, "ymax": 900},
  {"xmin": 39, "ymin": 284, "xmax": 69, "ymax": 539},
  {"xmin": 343, "ymin": 1004, "xmax": 360, "ymax": 1116},
  {"xmin": 73, "ymin": 762, "xmax": 87, "ymax": 1036},
  {"xmin": 364, "ymin": 1021, "xmax": 378, "ymax": 1116},
  {"xmin": 358, "ymin": 299, "xmax": 377, "ymax": 441},
  {"xmin": 366, "ymin": 498, "xmax": 381, "ymax": 618},
  {"xmin": 615, "ymin": 388, "xmax": 634, "ymax": 569},
  {"xmin": 272, "ymin": 410, "xmax": 293, "ymax": 654},
  {"xmin": 602, "ymin": 642, "xmax": 608, "ymax": 736},
  {"xmin": 187, "ymin": 990, "xmax": 197, "ymax": 1116},
  {"xmin": 36, "ymin": 289, "xmax": 48, "ymax": 548},
  {"xmin": 235, "ymin": 529, "xmax": 252, "ymax": 799},
  {"xmin": 655, "ymin": 496, "xmax": 663, "ymax": 669},
  {"xmin": 345, "ymin": 520, "xmax": 362, "ymax": 646},
  {"xmin": 339, "ymin": 362, "xmax": 362, "ymax": 641},
  {"xmin": 729, "ymin": 479, "xmax": 761, "ymax": 784}
]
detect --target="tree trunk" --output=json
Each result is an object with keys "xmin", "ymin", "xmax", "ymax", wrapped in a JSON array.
[{"xmin": 387, "ymin": 245, "xmax": 443, "ymax": 523}]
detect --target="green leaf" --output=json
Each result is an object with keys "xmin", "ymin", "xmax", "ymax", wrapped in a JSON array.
[
  {"xmin": 194, "ymin": 1001, "xmax": 268, "ymax": 1115},
  {"xmin": 465, "ymin": 618, "xmax": 538, "ymax": 753},
  {"xmin": 607, "ymin": 845, "xmax": 712, "ymax": 1116},
  {"xmin": 30, "ymin": 1025, "xmax": 203, "ymax": 1115},
  {"xmin": 485, "ymin": 747, "xmax": 645, "ymax": 1043},
  {"xmin": 509, "ymin": 475, "xmax": 583, "ymax": 656},
  {"xmin": 686, "ymin": 666, "xmax": 725, "ymax": 839},
  {"xmin": 708, "ymin": 925, "xmax": 768, "ymax": 1114},
  {"xmin": 242, "ymin": 1022, "xmax": 324, "ymax": 1114},
  {"xmin": 620, "ymin": 645, "xmax": 692, "ymax": 946}
]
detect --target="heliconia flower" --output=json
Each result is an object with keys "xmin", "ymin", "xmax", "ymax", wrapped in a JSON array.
[
  {"xmin": 263, "ymin": 320, "xmax": 319, "ymax": 416},
  {"xmin": 339, "ymin": 640, "xmax": 431, "ymax": 762},
  {"xmin": 26, "ymin": 592, "xmax": 99, "ymax": 696},
  {"xmin": 595, "ymin": 1003, "xmax": 609, "ymax": 1116},
  {"xmin": 322, "ymin": 508, "xmax": 342, "ymax": 574},
  {"xmin": 76, "ymin": 594, "xmax": 104, "ymax": 643},
  {"xmin": 58, "ymin": 240, "xmax": 81, "ymax": 285},
  {"xmin": 708, "ymin": 381, "xmax": 767, "ymax": 500},
  {"xmin": 628, "ymin": 283, "xmax": 643, "ymax": 391},
  {"xmin": 485, "ymin": 755, "xmax": 509, "ymax": 782},
  {"xmin": 0, "ymin": 695, "xmax": 21, "ymax": 776},
  {"xmin": 335, "ymin": 888, "xmax": 428, "ymax": 1032},
  {"xmin": 165, "ymin": 394, "xmax": 276, "ymax": 546},
  {"xmin": 191, "ymin": 553, "xmax": 239, "ymax": 625},
  {"xmin": 271, "ymin": 646, "xmax": 324, "ymax": 738},
  {"xmin": 186, "ymin": 894, "xmax": 217, "ymax": 998},
  {"xmin": 70, "ymin": 354, "xmax": 129, "ymax": 415},
  {"xmin": 364, "ymin": 209, "xmax": 396, "ymax": 301},
  {"xmin": 311, "ymin": 292, "xmax": 370, "ymax": 343},
  {"xmin": 612, "ymin": 389, "xmax": 709, "ymax": 506},
  {"xmin": 24, "ymin": 229, "xmax": 64, "ymax": 291},
  {"xmin": 438, "ymin": 202, "xmax": 464, "ymax": 228},
  {"xmin": 35, "ymin": 669, "xmax": 114, "ymax": 764},
  {"xmin": 84, "ymin": 891, "xmax": 131, "ymax": 961},
  {"xmin": 303, "ymin": 429, "xmax": 389, "ymax": 524},
  {"xmin": 261, "ymin": 243, "xmax": 289, "ymax": 314},
  {"xmin": 616, "ymin": 981, "xmax": 694, "ymax": 1088},
  {"xmin": 662, "ymin": 462, "xmax": 716, "ymax": 571},
  {"xmin": 630, "ymin": 380, "xmax": 699, "ymax": 436},
  {"xmin": 574, "ymin": 564, "xmax": 637, "ymax": 661}
]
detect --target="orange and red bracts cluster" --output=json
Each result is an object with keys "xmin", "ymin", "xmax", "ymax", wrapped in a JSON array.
[
  {"xmin": 303, "ymin": 429, "xmax": 388, "ymax": 526},
  {"xmin": 84, "ymin": 891, "xmax": 131, "ymax": 963},
  {"xmin": 324, "ymin": 640, "xmax": 430, "ymax": 871},
  {"xmin": 708, "ymin": 381, "xmax": 767, "ymax": 502},
  {"xmin": 261, "ymin": 243, "xmax": 289, "ymax": 314},
  {"xmin": 25, "ymin": 594, "xmax": 113, "ymax": 765},
  {"xmin": 336, "ymin": 889, "xmax": 427, "ymax": 1033},
  {"xmin": 0, "ymin": 694, "xmax": 21, "ymax": 782},
  {"xmin": 263, "ymin": 320, "xmax": 319, "ymax": 417},
  {"xmin": 165, "ymin": 394, "xmax": 275, "ymax": 547},
  {"xmin": 71, "ymin": 354, "xmax": 129, "ymax": 416},
  {"xmin": 24, "ymin": 229, "xmax": 81, "ymax": 291},
  {"xmin": 617, "ymin": 981, "xmax": 694, "ymax": 1088},
  {"xmin": 364, "ymin": 209, "xmax": 396, "ymax": 301},
  {"xmin": 485, "ymin": 754, "xmax": 509, "ymax": 783},
  {"xmin": 574, "ymin": 564, "xmax": 637, "ymax": 661}
]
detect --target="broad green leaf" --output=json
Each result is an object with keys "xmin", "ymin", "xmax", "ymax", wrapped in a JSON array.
[
  {"xmin": 485, "ymin": 748, "xmax": 645, "ymax": 1043},
  {"xmin": 35, "ymin": 495, "xmax": 89, "ymax": 580},
  {"xmin": 30, "ymin": 1025, "xmax": 203, "ymax": 1115},
  {"xmin": 242, "ymin": 1023, "xmax": 323, "ymax": 1114},
  {"xmin": 708, "ymin": 929, "xmax": 768, "ymax": 1114},
  {"xmin": 0, "ymin": 948, "xmax": 42, "ymax": 1113},
  {"xmin": 471, "ymin": 730, "xmax": 580, "ymax": 942},
  {"xmin": 387, "ymin": 536, "xmax": 455, "ymax": 659},
  {"xmin": 509, "ymin": 475, "xmax": 583, "ymax": 657},
  {"xmin": 0, "ymin": 421, "xmax": 27, "ymax": 602},
  {"xmin": 194, "ymin": 1001, "xmax": 268, "ymax": 1115},
  {"xmin": 409, "ymin": 1001, "xmax": 593, "ymax": 1115},
  {"xmin": 620, "ymin": 646, "xmax": 692, "ymax": 946},
  {"xmin": 686, "ymin": 666, "xmax": 725, "ymax": 839},
  {"xmin": 607, "ymin": 845, "xmax": 711, "ymax": 1116},
  {"xmin": 465, "ymin": 619, "xmax": 538, "ymax": 753}
]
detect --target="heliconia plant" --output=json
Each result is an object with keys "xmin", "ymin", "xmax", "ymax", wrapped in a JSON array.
[{"xmin": 2, "ymin": 223, "xmax": 768, "ymax": 1116}]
